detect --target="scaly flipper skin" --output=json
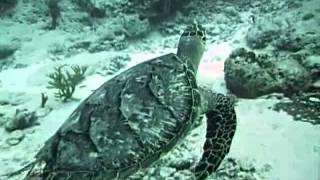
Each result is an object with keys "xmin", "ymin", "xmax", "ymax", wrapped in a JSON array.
[{"xmin": 194, "ymin": 91, "xmax": 237, "ymax": 180}]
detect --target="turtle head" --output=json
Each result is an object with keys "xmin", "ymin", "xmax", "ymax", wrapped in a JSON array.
[{"xmin": 177, "ymin": 22, "xmax": 206, "ymax": 74}]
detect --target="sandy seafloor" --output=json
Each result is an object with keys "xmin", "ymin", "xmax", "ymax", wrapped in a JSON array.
[{"xmin": 0, "ymin": 0, "xmax": 320, "ymax": 180}]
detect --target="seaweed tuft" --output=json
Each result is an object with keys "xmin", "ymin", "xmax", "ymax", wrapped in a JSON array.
[{"xmin": 47, "ymin": 64, "xmax": 88, "ymax": 102}]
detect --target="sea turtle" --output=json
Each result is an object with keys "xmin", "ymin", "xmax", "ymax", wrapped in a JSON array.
[{"xmin": 7, "ymin": 23, "xmax": 237, "ymax": 180}]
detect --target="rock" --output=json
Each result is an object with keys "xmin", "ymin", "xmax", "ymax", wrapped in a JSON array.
[
  {"xmin": 224, "ymin": 48, "xmax": 280, "ymax": 98},
  {"xmin": 159, "ymin": 21, "xmax": 181, "ymax": 36},
  {"xmin": 97, "ymin": 55, "xmax": 130, "ymax": 76},
  {"xmin": 121, "ymin": 14, "xmax": 150, "ymax": 39},
  {"xmin": 224, "ymin": 48, "xmax": 312, "ymax": 98},
  {"xmin": 302, "ymin": 13, "xmax": 315, "ymax": 21},
  {"xmin": 273, "ymin": 93, "xmax": 320, "ymax": 124},
  {"xmin": 0, "ymin": 42, "xmax": 18, "ymax": 60},
  {"xmin": 171, "ymin": 170, "xmax": 195, "ymax": 180},
  {"xmin": 313, "ymin": 80, "xmax": 320, "ymax": 88},
  {"xmin": 47, "ymin": 42, "xmax": 66, "ymax": 56},
  {"xmin": 0, "ymin": 0, "xmax": 18, "ymax": 15},
  {"xmin": 35, "ymin": 107, "xmax": 52, "ymax": 118},
  {"xmin": 73, "ymin": 0, "xmax": 106, "ymax": 18},
  {"xmin": 6, "ymin": 130, "xmax": 25, "ymax": 146},
  {"xmin": 261, "ymin": 163, "xmax": 272, "ymax": 172},
  {"xmin": 271, "ymin": 55, "xmax": 312, "ymax": 96},
  {"xmin": 0, "ymin": 115, "xmax": 9, "ymax": 126},
  {"xmin": 272, "ymin": 34, "xmax": 303, "ymax": 52},
  {"xmin": 169, "ymin": 158, "xmax": 193, "ymax": 171},
  {"xmin": 238, "ymin": 172, "xmax": 258, "ymax": 180},
  {"xmin": 300, "ymin": 55, "xmax": 320, "ymax": 81},
  {"xmin": 216, "ymin": 158, "xmax": 241, "ymax": 178},
  {"xmin": 210, "ymin": 158, "xmax": 264, "ymax": 180},
  {"xmin": 5, "ymin": 109, "xmax": 38, "ymax": 132},
  {"xmin": 110, "ymin": 35, "xmax": 129, "ymax": 51},
  {"xmin": 128, "ymin": 0, "xmax": 192, "ymax": 23},
  {"xmin": 238, "ymin": 159, "xmax": 256, "ymax": 172},
  {"xmin": 223, "ymin": 6, "xmax": 239, "ymax": 17}
]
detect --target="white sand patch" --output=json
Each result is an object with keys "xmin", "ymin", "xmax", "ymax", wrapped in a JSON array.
[
  {"xmin": 0, "ymin": 64, "xmax": 43, "ymax": 92},
  {"xmin": 231, "ymin": 98, "xmax": 320, "ymax": 180}
]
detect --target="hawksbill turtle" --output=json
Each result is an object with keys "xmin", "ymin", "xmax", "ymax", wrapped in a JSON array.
[{"xmin": 7, "ymin": 23, "xmax": 237, "ymax": 180}]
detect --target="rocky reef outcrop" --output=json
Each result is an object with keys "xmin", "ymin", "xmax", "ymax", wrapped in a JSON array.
[{"xmin": 224, "ymin": 48, "xmax": 312, "ymax": 98}]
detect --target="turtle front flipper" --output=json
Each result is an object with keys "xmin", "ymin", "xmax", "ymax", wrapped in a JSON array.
[{"xmin": 194, "ymin": 92, "xmax": 237, "ymax": 180}]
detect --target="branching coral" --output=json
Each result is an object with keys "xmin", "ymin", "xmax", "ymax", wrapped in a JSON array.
[{"xmin": 47, "ymin": 64, "xmax": 88, "ymax": 102}]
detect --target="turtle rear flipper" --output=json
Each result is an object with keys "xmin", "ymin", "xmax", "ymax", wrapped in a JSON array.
[{"xmin": 194, "ymin": 93, "xmax": 237, "ymax": 180}]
